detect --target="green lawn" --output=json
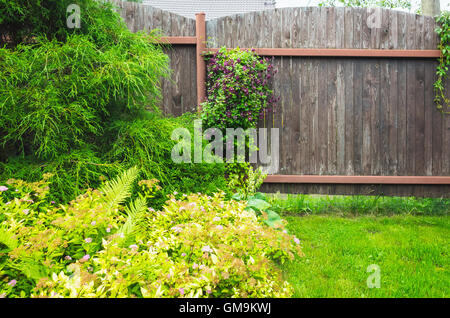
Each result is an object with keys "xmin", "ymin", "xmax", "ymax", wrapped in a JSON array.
[{"xmin": 281, "ymin": 214, "xmax": 450, "ymax": 298}]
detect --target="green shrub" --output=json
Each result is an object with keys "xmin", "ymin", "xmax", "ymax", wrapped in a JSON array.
[
  {"xmin": 0, "ymin": 31, "xmax": 169, "ymax": 160},
  {"xmin": 0, "ymin": 111, "xmax": 227, "ymax": 205},
  {"xmin": 0, "ymin": 169, "xmax": 302, "ymax": 298},
  {"xmin": 105, "ymin": 111, "xmax": 228, "ymax": 206},
  {"xmin": 0, "ymin": 1, "xmax": 227, "ymax": 203}
]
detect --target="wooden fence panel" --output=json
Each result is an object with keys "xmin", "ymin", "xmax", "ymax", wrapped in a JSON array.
[
  {"xmin": 113, "ymin": 1, "xmax": 449, "ymax": 197},
  {"xmin": 110, "ymin": 0, "xmax": 197, "ymax": 115}
]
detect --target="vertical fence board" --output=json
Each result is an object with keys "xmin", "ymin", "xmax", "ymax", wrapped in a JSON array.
[
  {"xmin": 344, "ymin": 60, "xmax": 355, "ymax": 175},
  {"xmin": 318, "ymin": 59, "xmax": 328, "ymax": 174},
  {"xmin": 336, "ymin": 8, "xmax": 345, "ymax": 49},
  {"xmin": 380, "ymin": 60, "xmax": 390, "ymax": 175},
  {"xmin": 371, "ymin": 61, "xmax": 381, "ymax": 175},
  {"xmin": 362, "ymin": 61, "xmax": 372, "ymax": 175},
  {"xmin": 337, "ymin": 62, "xmax": 346, "ymax": 174},
  {"xmin": 415, "ymin": 61, "xmax": 426, "ymax": 175}
]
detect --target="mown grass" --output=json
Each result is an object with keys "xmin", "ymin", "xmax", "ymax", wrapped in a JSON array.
[
  {"xmin": 272, "ymin": 194, "xmax": 450, "ymax": 297},
  {"xmin": 282, "ymin": 215, "xmax": 449, "ymax": 298},
  {"xmin": 268, "ymin": 194, "xmax": 450, "ymax": 216}
]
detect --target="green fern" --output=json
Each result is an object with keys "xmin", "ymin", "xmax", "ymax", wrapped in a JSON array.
[
  {"xmin": 10, "ymin": 257, "xmax": 50, "ymax": 281},
  {"xmin": 101, "ymin": 166, "xmax": 139, "ymax": 210},
  {"xmin": 117, "ymin": 195, "xmax": 148, "ymax": 246},
  {"xmin": 0, "ymin": 227, "xmax": 18, "ymax": 252}
]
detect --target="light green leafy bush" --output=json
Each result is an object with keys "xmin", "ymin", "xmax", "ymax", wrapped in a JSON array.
[{"xmin": 0, "ymin": 169, "xmax": 302, "ymax": 298}]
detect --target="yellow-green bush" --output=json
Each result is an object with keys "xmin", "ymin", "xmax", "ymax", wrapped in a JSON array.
[{"xmin": 0, "ymin": 168, "xmax": 302, "ymax": 298}]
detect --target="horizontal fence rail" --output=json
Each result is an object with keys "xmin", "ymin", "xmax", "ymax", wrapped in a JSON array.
[
  {"xmin": 205, "ymin": 48, "xmax": 441, "ymax": 58},
  {"xmin": 154, "ymin": 39, "xmax": 442, "ymax": 58},
  {"xmin": 264, "ymin": 175, "xmax": 450, "ymax": 184}
]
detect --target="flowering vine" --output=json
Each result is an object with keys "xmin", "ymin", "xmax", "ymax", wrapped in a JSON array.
[
  {"xmin": 201, "ymin": 47, "xmax": 279, "ymax": 130},
  {"xmin": 435, "ymin": 11, "xmax": 450, "ymax": 114}
]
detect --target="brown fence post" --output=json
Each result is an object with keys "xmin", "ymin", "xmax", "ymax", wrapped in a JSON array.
[{"xmin": 195, "ymin": 12, "xmax": 206, "ymax": 112}]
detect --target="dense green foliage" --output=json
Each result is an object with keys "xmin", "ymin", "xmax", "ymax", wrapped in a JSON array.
[
  {"xmin": 435, "ymin": 10, "xmax": 450, "ymax": 114},
  {"xmin": 0, "ymin": 34, "xmax": 168, "ymax": 159},
  {"xmin": 318, "ymin": 0, "xmax": 412, "ymax": 9},
  {"xmin": 282, "ymin": 214, "xmax": 449, "ymax": 297},
  {"xmin": 0, "ymin": 0, "xmax": 227, "ymax": 202},
  {"xmin": 0, "ymin": 171, "xmax": 301, "ymax": 298},
  {"xmin": 0, "ymin": 111, "xmax": 227, "ymax": 205},
  {"xmin": 269, "ymin": 193, "xmax": 450, "ymax": 216},
  {"xmin": 0, "ymin": 0, "xmax": 139, "ymax": 47},
  {"xmin": 201, "ymin": 47, "xmax": 278, "ymax": 130}
]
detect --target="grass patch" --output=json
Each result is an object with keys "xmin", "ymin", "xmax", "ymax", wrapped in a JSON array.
[
  {"xmin": 281, "ymin": 214, "xmax": 450, "ymax": 297},
  {"xmin": 268, "ymin": 194, "xmax": 450, "ymax": 216}
]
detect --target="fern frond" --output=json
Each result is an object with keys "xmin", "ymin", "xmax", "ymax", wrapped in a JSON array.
[
  {"xmin": 11, "ymin": 257, "xmax": 49, "ymax": 281},
  {"xmin": 101, "ymin": 166, "xmax": 140, "ymax": 210},
  {"xmin": 117, "ymin": 196, "xmax": 148, "ymax": 246},
  {"xmin": 0, "ymin": 227, "xmax": 18, "ymax": 252}
]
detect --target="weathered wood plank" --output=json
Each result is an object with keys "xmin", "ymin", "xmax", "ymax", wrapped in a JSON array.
[
  {"xmin": 406, "ymin": 60, "xmax": 416, "ymax": 176},
  {"xmin": 380, "ymin": 60, "xmax": 390, "ymax": 175},
  {"xmin": 261, "ymin": 11, "xmax": 272, "ymax": 48},
  {"xmin": 397, "ymin": 60, "xmax": 408, "ymax": 176},
  {"xmin": 310, "ymin": 58, "xmax": 319, "ymax": 174},
  {"xmin": 344, "ymin": 60, "xmax": 355, "ymax": 175},
  {"xmin": 353, "ymin": 7, "xmax": 363, "ymax": 49},
  {"xmin": 380, "ymin": 8, "xmax": 390, "ymax": 49},
  {"xmin": 318, "ymin": 7, "xmax": 327, "ymax": 48},
  {"xmin": 318, "ymin": 59, "xmax": 328, "ymax": 174},
  {"xmin": 336, "ymin": 61, "xmax": 346, "ymax": 174},
  {"xmin": 326, "ymin": 7, "xmax": 336, "ymax": 49},
  {"xmin": 414, "ymin": 63, "xmax": 426, "ymax": 176},
  {"xmin": 388, "ymin": 60, "xmax": 398, "ymax": 175},
  {"xmin": 397, "ymin": 11, "xmax": 407, "ymax": 50},
  {"xmin": 206, "ymin": 18, "xmax": 217, "ymax": 48},
  {"xmin": 294, "ymin": 57, "xmax": 304, "ymax": 174},
  {"xmin": 344, "ymin": 7, "xmax": 354, "ymax": 49},
  {"xmin": 296, "ymin": 8, "xmax": 306, "ymax": 48},
  {"xmin": 362, "ymin": 61, "xmax": 373, "ymax": 175},
  {"xmin": 336, "ymin": 7, "xmax": 345, "ymax": 49},
  {"xmin": 424, "ymin": 63, "xmax": 434, "ymax": 176},
  {"xmin": 327, "ymin": 59, "xmax": 338, "ymax": 175},
  {"xmin": 388, "ymin": 9, "xmax": 398, "ymax": 49},
  {"xmin": 370, "ymin": 61, "xmax": 381, "ymax": 175},
  {"xmin": 308, "ymin": 7, "xmax": 317, "ymax": 49},
  {"xmin": 272, "ymin": 9, "xmax": 282, "ymax": 49},
  {"xmin": 443, "ymin": 76, "xmax": 450, "ymax": 176},
  {"xmin": 361, "ymin": 8, "xmax": 371, "ymax": 49}
]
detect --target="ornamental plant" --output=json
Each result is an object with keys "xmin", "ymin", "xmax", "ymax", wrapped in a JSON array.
[
  {"xmin": 201, "ymin": 47, "xmax": 279, "ymax": 130},
  {"xmin": 1, "ymin": 168, "xmax": 302, "ymax": 298},
  {"xmin": 200, "ymin": 48, "xmax": 279, "ymax": 187},
  {"xmin": 435, "ymin": 10, "xmax": 450, "ymax": 114},
  {"xmin": 0, "ymin": 1, "xmax": 228, "ymax": 203}
]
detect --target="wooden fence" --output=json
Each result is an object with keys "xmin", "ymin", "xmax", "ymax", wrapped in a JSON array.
[{"xmin": 112, "ymin": 1, "xmax": 450, "ymax": 197}]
